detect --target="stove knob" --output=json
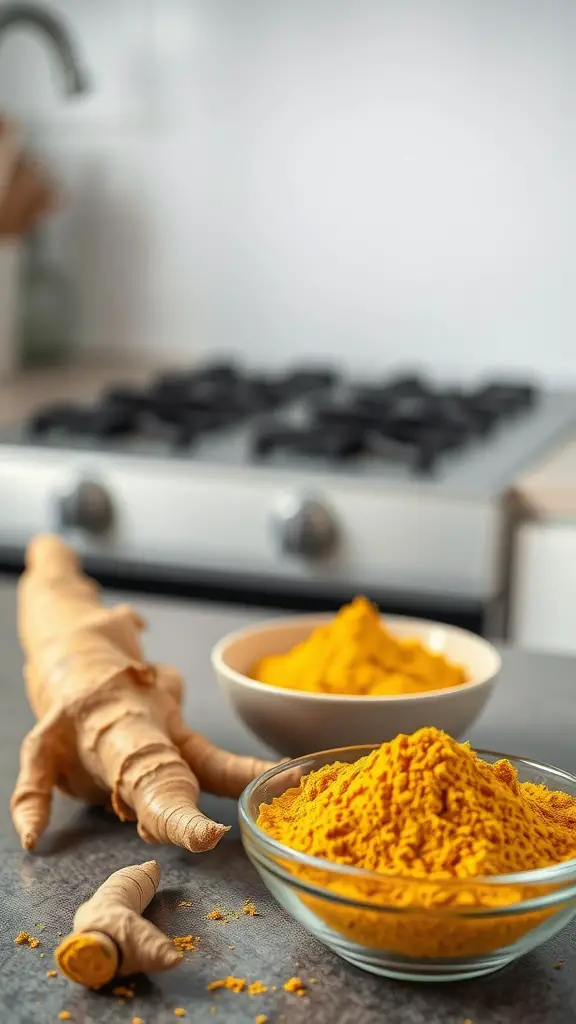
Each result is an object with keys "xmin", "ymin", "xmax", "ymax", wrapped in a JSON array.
[
  {"xmin": 273, "ymin": 494, "xmax": 339, "ymax": 560},
  {"xmin": 58, "ymin": 480, "xmax": 114, "ymax": 536}
]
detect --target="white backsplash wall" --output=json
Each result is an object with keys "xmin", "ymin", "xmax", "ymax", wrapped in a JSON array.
[{"xmin": 2, "ymin": 0, "xmax": 576, "ymax": 380}]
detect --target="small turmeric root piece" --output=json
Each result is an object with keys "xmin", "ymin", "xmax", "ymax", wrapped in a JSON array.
[
  {"xmin": 55, "ymin": 860, "xmax": 180, "ymax": 987},
  {"xmin": 11, "ymin": 535, "xmax": 274, "ymax": 852}
]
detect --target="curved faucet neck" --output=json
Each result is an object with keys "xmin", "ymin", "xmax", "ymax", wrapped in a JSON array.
[{"xmin": 0, "ymin": 3, "xmax": 88, "ymax": 95}]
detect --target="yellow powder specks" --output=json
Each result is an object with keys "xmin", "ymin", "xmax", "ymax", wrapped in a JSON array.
[
  {"xmin": 58, "ymin": 1014, "xmax": 72, "ymax": 1021},
  {"xmin": 14, "ymin": 931, "xmax": 40, "ymax": 948},
  {"xmin": 228, "ymin": 944, "xmax": 235, "ymax": 950},
  {"xmin": 242, "ymin": 899, "xmax": 258, "ymax": 917},
  {"xmin": 247, "ymin": 981, "xmax": 268, "ymax": 996},
  {"xmin": 112, "ymin": 985, "xmax": 134, "ymax": 998},
  {"xmin": 554, "ymin": 961, "xmax": 564, "ymax": 970},
  {"xmin": 131, "ymin": 1018, "xmax": 145, "ymax": 1024},
  {"xmin": 39, "ymin": 953, "xmax": 45, "ymax": 959},
  {"xmin": 283, "ymin": 977, "xmax": 307, "ymax": 997},
  {"xmin": 35, "ymin": 923, "xmax": 46, "ymax": 931},
  {"xmin": 46, "ymin": 970, "xmax": 58, "ymax": 978},
  {"xmin": 173, "ymin": 935, "xmax": 198, "ymax": 953},
  {"xmin": 173, "ymin": 1010, "xmax": 187, "ymax": 1018},
  {"xmin": 255, "ymin": 1016, "xmax": 268, "ymax": 1024},
  {"xmin": 207, "ymin": 976, "xmax": 246, "ymax": 993},
  {"xmin": 207, "ymin": 906, "xmax": 225, "ymax": 921},
  {"xmin": 177, "ymin": 900, "xmax": 193, "ymax": 908}
]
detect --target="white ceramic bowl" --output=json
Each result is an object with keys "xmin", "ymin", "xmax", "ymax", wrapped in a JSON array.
[{"xmin": 211, "ymin": 614, "xmax": 501, "ymax": 756}]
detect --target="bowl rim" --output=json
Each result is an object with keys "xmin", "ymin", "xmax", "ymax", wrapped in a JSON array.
[
  {"xmin": 212, "ymin": 612, "xmax": 502, "ymax": 703},
  {"xmin": 239, "ymin": 744, "xmax": 576, "ymax": 891}
]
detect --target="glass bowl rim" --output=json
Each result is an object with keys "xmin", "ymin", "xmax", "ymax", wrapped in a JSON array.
[{"xmin": 239, "ymin": 743, "xmax": 576, "ymax": 890}]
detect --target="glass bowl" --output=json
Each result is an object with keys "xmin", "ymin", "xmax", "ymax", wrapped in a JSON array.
[{"xmin": 239, "ymin": 746, "xmax": 576, "ymax": 982}]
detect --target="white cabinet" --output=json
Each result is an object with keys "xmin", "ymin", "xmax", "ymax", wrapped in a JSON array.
[
  {"xmin": 511, "ymin": 522, "xmax": 576, "ymax": 655},
  {"xmin": 511, "ymin": 435, "xmax": 576, "ymax": 655}
]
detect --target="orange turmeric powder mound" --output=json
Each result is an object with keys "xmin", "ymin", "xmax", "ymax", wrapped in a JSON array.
[
  {"xmin": 14, "ymin": 931, "xmax": 40, "ymax": 948},
  {"xmin": 247, "ymin": 981, "xmax": 268, "ymax": 995},
  {"xmin": 259, "ymin": 727, "xmax": 576, "ymax": 879},
  {"xmin": 259, "ymin": 726, "xmax": 576, "ymax": 959},
  {"xmin": 283, "ymin": 977, "xmax": 307, "ymax": 996},
  {"xmin": 207, "ymin": 976, "xmax": 246, "ymax": 993},
  {"xmin": 242, "ymin": 900, "xmax": 258, "ymax": 917},
  {"xmin": 250, "ymin": 595, "xmax": 467, "ymax": 696},
  {"xmin": 173, "ymin": 935, "xmax": 198, "ymax": 953}
]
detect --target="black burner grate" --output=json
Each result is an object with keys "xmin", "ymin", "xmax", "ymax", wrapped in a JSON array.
[{"xmin": 251, "ymin": 374, "xmax": 538, "ymax": 474}]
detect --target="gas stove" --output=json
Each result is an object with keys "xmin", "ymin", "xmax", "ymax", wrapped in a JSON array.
[{"xmin": 1, "ymin": 362, "xmax": 574, "ymax": 623}]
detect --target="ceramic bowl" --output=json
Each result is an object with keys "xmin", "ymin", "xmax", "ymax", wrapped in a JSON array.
[
  {"xmin": 240, "ymin": 747, "xmax": 576, "ymax": 982},
  {"xmin": 211, "ymin": 614, "xmax": 501, "ymax": 756}
]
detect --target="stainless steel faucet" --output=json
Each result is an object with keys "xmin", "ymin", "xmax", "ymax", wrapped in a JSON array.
[{"xmin": 0, "ymin": 2, "xmax": 89, "ymax": 96}]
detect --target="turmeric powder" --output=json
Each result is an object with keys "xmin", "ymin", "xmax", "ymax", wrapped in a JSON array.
[
  {"xmin": 250, "ymin": 597, "xmax": 466, "ymax": 696},
  {"xmin": 14, "ymin": 931, "xmax": 40, "ymax": 948},
  {"xmin": 207, "ymin": 976, "xmax": 246, "ymax": 993},
  {"xmin": 258, "ymin": 727, "xmax": 576, "ymax": 958}
]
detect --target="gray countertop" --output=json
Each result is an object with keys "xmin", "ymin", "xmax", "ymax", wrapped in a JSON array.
[{"xmin": 0, "ymin": 581, "xmax": 575, "ymax": 1024}]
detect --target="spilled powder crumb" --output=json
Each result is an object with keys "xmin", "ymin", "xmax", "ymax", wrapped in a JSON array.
[
  {"xmin": 207, "ymin": 906, "xmax": 225, "ymax": 921},
  {"xmin": 58, "ymin": 1014, "xmax": 72, "ymax": 1021},
  {"xmin": 255, "ymin": 1016, "xmax": 268, "ymax": 1024},
  {"xmin": 131, "ymin": 1018, "xmax": 145, "ymax": 1024},
  {"xmin": 173, "ymin": 935, "xmax": 198, "ymax": 953},
  {"xmin": 35, "ymin": 923, "xmax": 46, "ymax": 931},
  {"xmin": 46, "ymin": 970, "xmax": 58, "ymax": 979},
  {"xmin": 112, "ymin": 986, "xmax": 134, "ymax": 999},
  {"xmin": 554, "ymin": 961, "xmax": 564, "ymax": 970},
  {"xmin": 283, "ymin": 977, "xmax": 307, "ymax": 997},
  {"xmin": 173, "ymin": 1010, "xmax": 187, "ymax": 1018},
  {"xmin": 177, "ymin": 900, "xmax": 193, "ymax": 908},
  {"xmin": 207, "ymin": 976, "xmax": 246, "ymax": 993},
  {"xmin": 228, "ymin": 944, "xmax": 235, "ymax": 950},
  {"xmin": 14, "ymin": 931, "xmax": 40, "ymax": 948},
  {"xmin": 39, "ymin": 953, "xmax": 45, "ymax": 959},
  {"xmin": 242, "ymin": 900, "xmax": 258, "ymax": 917},
  {"xmin": 247, "ymin": 981, "xmax": 268, "ymax": 996}
]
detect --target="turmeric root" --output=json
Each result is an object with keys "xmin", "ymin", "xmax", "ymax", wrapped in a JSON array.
[
  {"xmin": 55, "ymin": 860, "xmax": 179, "ymax": 987},
  {"xmin": 11, "ymin": 535, "xmax": 273, "ymax": 852}
]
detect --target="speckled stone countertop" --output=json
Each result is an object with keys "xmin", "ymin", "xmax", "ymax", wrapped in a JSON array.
[{"xmin": 1, "ymin": 582, "xmax": 575, "ymax": 1024}]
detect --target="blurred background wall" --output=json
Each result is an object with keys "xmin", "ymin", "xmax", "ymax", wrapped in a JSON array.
[{"xmin": 1, "ymin": 0, "xmax": 574, "ymax": 379}]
